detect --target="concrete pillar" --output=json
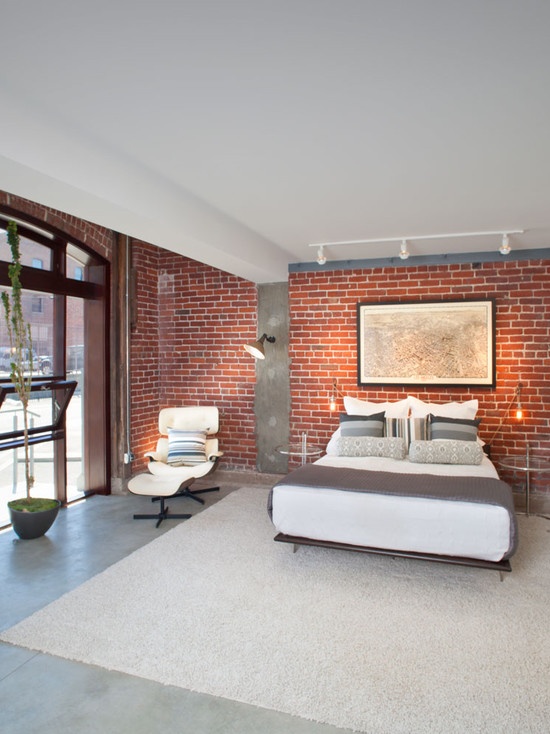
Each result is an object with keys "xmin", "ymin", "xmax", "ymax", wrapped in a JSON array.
[{"xmin": 254, "ymin": 282, "xmax": 290, "ymax": 474}]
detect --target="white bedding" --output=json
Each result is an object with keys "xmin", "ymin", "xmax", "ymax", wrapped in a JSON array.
[{"xmin": 271, "ymin": 454, "xmax": 513, "ymax": 563}]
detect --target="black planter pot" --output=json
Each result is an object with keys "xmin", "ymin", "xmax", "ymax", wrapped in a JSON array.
[{"xmin": 8, "ymin": 500, "xmax": 61, "ymax": 540}]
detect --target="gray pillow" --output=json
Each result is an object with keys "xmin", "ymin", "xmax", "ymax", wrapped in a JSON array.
[
  {"xmin": 337, "ymin": 436, "xmax": 407, "ymax": 460},
  {"xmin": 339, "ymin": 411, "xmax": 385, "ymax": 438},
  {"xmin": 409, "ymin": 439, "xmax": 484, "ymax": 465},
  {"xmin": 428, "ymin": 414, "xmax": 481, "ymax": 442}
]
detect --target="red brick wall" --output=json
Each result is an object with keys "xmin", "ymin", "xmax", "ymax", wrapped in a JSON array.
[
  {"xmin": 0, "ymin": 191, "xmax": 114, "ymax": 260},
  {"xmin": 289, "ymin": 260, "xmax": 550, "ymax": 492},
  {"xmin": 130, "ymin": 248, "xmax": 259, "ymax": 471},
  {"xmin": 4, "ymin": 191, "xmax": 550, "ymax": 494},
  {"xmin": 0, "ymin": 192, "xmax": 260, "ymax": 474},
  {"xmin": 129, "ymin": 242, "xmax": 162, "ymax": 458}
]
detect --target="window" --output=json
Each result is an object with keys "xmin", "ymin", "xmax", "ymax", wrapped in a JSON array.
[
  {"xmin": 0, "ymin": 212, "xmax": 109, "ymax": 527},
  {"xmin": 31, "ymin": 295, "xmax": 43, "ymax": 313}
]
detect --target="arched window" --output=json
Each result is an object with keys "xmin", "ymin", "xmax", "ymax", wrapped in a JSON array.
[{"xmin": 0, "ymin": 212, "xmax": 109, "ymax": 527}]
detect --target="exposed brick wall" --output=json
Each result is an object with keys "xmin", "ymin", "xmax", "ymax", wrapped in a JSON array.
[
  {"xmin": 0, "ymin": 192, "xmax": 260, "ymax": 476},
  {"xmin": 129, "ymin": 242, "xmax": 162, "ymax": 460},
  {"xmin": 289, "ymin": 260, "xmax": 550, "ymax": 493},
  {"xmin": 0, "ymin": 191, "xmax": 113, "ymax": 260},
  {"xmin": 4, "ymin": 191, "xmax": 550, "ymax": 495},
  {"xmin": 130, "ymin": 248, "xmax": 259, "ymax": 471}
]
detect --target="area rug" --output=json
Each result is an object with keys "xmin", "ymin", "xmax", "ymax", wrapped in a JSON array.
[{"xmin": 2, "ymin": 487, "xmax": 550, "ymax": 733}]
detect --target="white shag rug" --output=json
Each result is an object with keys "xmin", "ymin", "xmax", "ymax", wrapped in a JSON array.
[{"xmin": 2, "ymin": 487, "xmax": 550, "ymax": 733}]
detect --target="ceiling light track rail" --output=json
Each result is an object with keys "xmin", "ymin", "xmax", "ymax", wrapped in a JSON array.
[{"xmin": 309, "ymin": 229, "xmax": 525, "ymax": 264}]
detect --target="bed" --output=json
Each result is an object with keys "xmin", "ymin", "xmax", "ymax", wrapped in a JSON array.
[{"xmin": 269, "ymin": 397, "xmax": 518, "ymax": 574}]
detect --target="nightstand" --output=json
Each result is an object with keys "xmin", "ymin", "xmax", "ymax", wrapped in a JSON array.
[
  {"xmin": 276, "ymin": 433, "xmax": 323, "ymax": 466},
  {"xmin": 498, "ymin": 447, "xmax": 550, "ymax": 516}
]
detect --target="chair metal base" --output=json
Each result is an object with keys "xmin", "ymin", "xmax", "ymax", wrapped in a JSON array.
[
  {"xmin": 133, "ymin": 496, "xmax": 192, "ymax": 528},
  {"xmin": 179, "ymin": 486, "xmax": 220, "ymax": 505}
]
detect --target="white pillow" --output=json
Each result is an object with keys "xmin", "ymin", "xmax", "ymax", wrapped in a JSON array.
[
  {"xmin": 326, "ymin": 428, "xmax": 341, "ymax": 455},
  {"xmin": 407, "ymin": 395, "xmax": 478, "ymax": 420},
  {"xmin": 344, "ymin": 396, "xmax": 409, "ymax": 419}
]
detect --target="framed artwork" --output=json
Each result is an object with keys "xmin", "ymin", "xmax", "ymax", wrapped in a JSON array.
[{"xmin": 357, "ymin": 299, "xmax": 495, "ymax": 387}]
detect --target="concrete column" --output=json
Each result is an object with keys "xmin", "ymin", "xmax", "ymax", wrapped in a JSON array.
[{"xmin": 254, "ymin": 282, "xmax": 290, "ymax": 474}]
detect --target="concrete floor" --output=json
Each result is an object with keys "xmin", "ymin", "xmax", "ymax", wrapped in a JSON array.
[{"xmin": 0, "ymin": 472, "xmax": 354, "ymax": 734}]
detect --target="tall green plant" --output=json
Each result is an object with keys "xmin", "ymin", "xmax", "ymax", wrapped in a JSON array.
[{"xmin": 1, "ymin": 221, "xmax": 34, "ymax": 499}]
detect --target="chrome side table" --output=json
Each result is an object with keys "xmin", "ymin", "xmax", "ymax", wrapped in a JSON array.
[
  {"xmin": 498, "ymin": 449, "xmax": 550, "ymax": 516},
  {"xmin": 276, "ymin": 434, "xmax": 323, "ymax": 466}
]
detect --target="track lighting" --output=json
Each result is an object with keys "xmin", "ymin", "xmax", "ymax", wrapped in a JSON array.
[
  {"xmin": 316, "ymin": 245, "xmax": 327, "ymax": 265},
  {"xmin": 499, "ymin": 234, "xmax": 511, "ymax": 255},
  {"xmin": 309, "ymin": 229, "xmax": 524, "ymax": 264}
]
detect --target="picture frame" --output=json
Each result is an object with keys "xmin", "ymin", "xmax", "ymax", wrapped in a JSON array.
[{"xmin": 357, "ymin": 299, "xmax": 495, "ymax": 387}]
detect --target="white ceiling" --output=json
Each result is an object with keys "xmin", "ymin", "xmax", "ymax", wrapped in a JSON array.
[{"xmin": 1, "ymin": 0, "xmax": 549, "ymax": 282}]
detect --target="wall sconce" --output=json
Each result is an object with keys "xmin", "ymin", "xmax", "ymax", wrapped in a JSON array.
[
  {"xmin": 486, "ymin": 382, "xmax": 524, "ymax": 452},
  {"xmin": 514, "ymin": 383, "xmax": 523, "ymax": 420},
  {"xmin": 329, "ymin": 378, "xmax": 345, "ymax": 411},
  {"xmin": 243, "ymin": 333, "xmax": 276, "ymax": 359}
]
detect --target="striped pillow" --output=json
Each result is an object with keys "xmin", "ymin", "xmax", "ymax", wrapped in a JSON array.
[
  {"xmin": 385, "ymin": 417, "xmax": 408, "ymax": 441},
  {"xmin": 409, "ymin": 416, "xmax": 429, "ymax": 442},
  {"xmin": 167, "ymin": 429, "xmax": 208, "ymax": 465},
  {"xmin": 385, "ymin": 417, "xmax": 428, "ymax": 446},
  {"xmin": 428, "ymin": 414, "xmax": 481, "ymax": 442},
  {"xmin": 339, "ymin": 411, "xmax": 385, "ymax": 438}
]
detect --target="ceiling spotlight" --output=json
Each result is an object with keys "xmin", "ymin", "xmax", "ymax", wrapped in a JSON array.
[
  {"xmin": 499, "ymin": 233, "xmax": 511, "ymax": 255},
  {"xmin": 399, "ymin": 240, "xmax": 410, "ymax": 260},
  {"xmin": 316, "ymin": 245, "xmax": 327, "ymax": 265}
]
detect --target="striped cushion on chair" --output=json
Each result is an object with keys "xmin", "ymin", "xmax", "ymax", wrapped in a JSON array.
[{"xmin": 167, "ymin": 429, "xmax": 208, "ymax": 465}]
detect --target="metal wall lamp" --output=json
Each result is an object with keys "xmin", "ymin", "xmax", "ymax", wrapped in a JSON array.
[
  {"xmin": 243, "ymin": 333, "xmax": 276, "ymax": 359},
  {"xmin": 486, "ymin": 382, "xmax": 524, "ymax": 453},
  {"xmin": 329, "ymin": 378, "xmax": 346, "ymax": 411}
]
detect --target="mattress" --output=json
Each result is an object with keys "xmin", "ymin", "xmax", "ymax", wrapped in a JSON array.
[{"xmin": 271, "ymin": 455, "xmax": 515, "ymax": 562}]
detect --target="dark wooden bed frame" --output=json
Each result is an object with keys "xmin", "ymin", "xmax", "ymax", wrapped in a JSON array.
[{"xmin": 274, "ymin": 532, "xmax": 512, "ymax": 578}]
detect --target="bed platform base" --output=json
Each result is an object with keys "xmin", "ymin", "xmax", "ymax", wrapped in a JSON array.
[{"xmin": 274, "ymin": 533, "xmax": 512, "ymax": 577}]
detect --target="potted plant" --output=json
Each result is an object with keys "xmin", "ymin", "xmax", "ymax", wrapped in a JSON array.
[{"xmin": 1, "ymin": 221, "xmax": 60, "ymax": 539}]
